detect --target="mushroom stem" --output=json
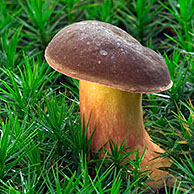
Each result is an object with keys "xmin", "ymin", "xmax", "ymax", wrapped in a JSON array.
[
  {"xmin": 79, "ymin": 80, "xmax": 171, "ymax": 189},
  {"xmin": 80, "ymin": 80, "xmax": 145, "ymax": 151}
]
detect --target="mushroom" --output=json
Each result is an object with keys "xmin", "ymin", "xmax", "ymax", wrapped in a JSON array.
[{"xmin": 45, "ymin": 20, "xmax": 173, "ymax": 189}]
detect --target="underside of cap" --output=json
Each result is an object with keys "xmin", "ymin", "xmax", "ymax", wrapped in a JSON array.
[{"xmin": 45, "ymin": 20, "xmax": 173, "ymax": 93}]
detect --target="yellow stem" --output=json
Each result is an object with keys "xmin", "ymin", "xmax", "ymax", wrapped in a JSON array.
[
  {"xmin": 79, "ymin": 80, "xmax": 172, "ymax": 189},
  {"xmin": 80, "ymin": 80, "xmax": 147, "ymax": 153}
]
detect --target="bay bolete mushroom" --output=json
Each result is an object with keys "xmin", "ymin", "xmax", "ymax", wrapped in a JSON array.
[{"xmin": 45, "ymin": 20, "xmax": 173, "ymax": 190}]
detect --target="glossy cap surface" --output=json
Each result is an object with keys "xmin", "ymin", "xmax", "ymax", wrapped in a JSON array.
[{"xmin": 45, "ymin": 20, "xmax": 172, "ymax": 93}]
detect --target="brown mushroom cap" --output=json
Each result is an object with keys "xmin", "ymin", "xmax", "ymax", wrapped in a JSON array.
[{"xmin": 45, "ymin": 20, "xmax": 172, "ymax": 93}]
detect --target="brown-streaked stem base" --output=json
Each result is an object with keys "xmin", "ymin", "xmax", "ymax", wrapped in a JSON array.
[{"xmin": 79, "ymin": 80, "xmax": 173, "ymax": 190}]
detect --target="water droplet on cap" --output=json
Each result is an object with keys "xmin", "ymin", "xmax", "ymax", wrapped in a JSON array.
[
  {"xmin": 117, "ymin": 42, "xmax": 121, "ymax": 46},
  {"xmin": 100, "ymin": 50, "xmax": 108, "ymax": 56}
]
